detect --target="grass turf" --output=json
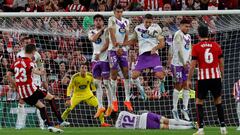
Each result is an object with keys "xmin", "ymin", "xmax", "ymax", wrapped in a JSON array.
[{"xmin": 0, "ymin": 127, "xmax": 239, "ymax": 135}]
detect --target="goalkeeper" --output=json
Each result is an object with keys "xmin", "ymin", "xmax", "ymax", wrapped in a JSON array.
[{"xmin": 61, "ymin": 63, "xmax": 111, "ymax": 127}]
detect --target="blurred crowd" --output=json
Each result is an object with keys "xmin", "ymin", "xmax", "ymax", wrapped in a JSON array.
[
  {"xmin": 0, "ymin": 0, "xmax": 239, "ymax": 12},
  {"xmin": 0, "ymin": 0, "xmax": 238, "ymax": 102}
]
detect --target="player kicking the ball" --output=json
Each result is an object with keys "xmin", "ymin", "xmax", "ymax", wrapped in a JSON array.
[
  {"xmin": 108, "ymin": 4, "xmax": 132, "ymax": 112},
  {"xmin": 125, "ymin": 14, "xmax": 165, "ymax": 98},
  {"xmin": 187, "ymin": 25, "xmax": 227, "ymax": 135},
  {"xmin": 7, "ymin": 44, "xmax": 67, "ymax": 133},
  {"xmin": 61, "ymin": 63, "xmax": 111, "ymax": 127},
  {"xmin": 116, "ymin": 111, "xmax": 196, "ymax": 130},
  {"xmin": 88, "ymin": 14, "xmax": 113, "ymax": 117},
  {"xmin": 171, "ymin": 19, "xmax": 192, "ymax": 121}
]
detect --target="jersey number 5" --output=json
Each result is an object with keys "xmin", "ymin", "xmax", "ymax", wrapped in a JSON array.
[
  {"xmin": 14, "ymin": 67, "xmax": 27, "ymax": 82},
  {"xmin": 204, "ymin": 48, "xmax": 213, "ymax": 64}
]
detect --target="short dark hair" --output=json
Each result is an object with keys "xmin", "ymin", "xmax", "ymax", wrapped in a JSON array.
[
  {"xmin": 144, "ymin": 14, "xmax": 153, "ymax": 19},
  {"xmin": 94, "ymin": 14, "xmax": 104, "ymax": 21},
  {"xmin": 180, "ymin": 19, "xmax": 191, "ymax": 25},
  {"xmin": 198, "ymin": 25, "xmax": 209, "ymax": 38},
  {"xmin": 25, "ymin": 44, "xmax": 36, "ymax": 54},
  {"xmin": 114, "ymin": 4, "xmax": 123, "ymax": 10}
]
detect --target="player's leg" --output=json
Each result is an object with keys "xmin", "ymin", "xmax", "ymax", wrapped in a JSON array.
[
  {"xmin": 108, "ymin": 51, "xmax": 119, "ymax": 112},
  {"xmin": 102, "ymin": 62, "xmax": 113, "ymax": 117},
  {"xmin": 36, "ymin": 109, "xmax": 45, "ymax": 130},
  {"xmin": 119, "ymin": 51, "xmax": 133, "ymax": 112},
  {"xmin": 132, "ymin": 71, "xmax": 146, "ymax": 100},
  {"xmin": 85, "ymin": 96, "xmax": 111, "ymax": 127},
  {"xmin": 210, "ymin": 79, "xmax": 227, "ymax": 134},
  {"xmin": 15, "ymin": 99, "xmax": 26, "ymax": 129},
  {"xmin": 93, "ymin": 62, "xmax": 106, "ymax": 118},
  {"xmin": 170, "ymin": 65, "xmax": 184, "ymax": 120},
  {"xmin": 61, "ymin": 97, "xmax": 81, "ymax": 121},
  {"xmin": 237, "ymin": 102, "xmax": 240, "ymax": 130},
  {"xmin": 35, "ymin": 100, "xmax": 63, "ymax": 133},
  {"xmin": 181, "ymin": 67, "xmax": 190, "ymax": 121}
]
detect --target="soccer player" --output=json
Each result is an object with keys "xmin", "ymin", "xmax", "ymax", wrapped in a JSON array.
[
  {"xmin": 233, "ymin": 79, "xmax": 240, "ymax": 131},
  {"xmin": 125, "ymin": 14, "xmax": 165, "ymax": 100},
  {"xmin": 6, "ymin": 44, "xmax": 67, "ymax": 133},
  {"xmin": 15, "ymin": 36, "xmax": 47, "ymax": 130},
  {"xmin": 187, "ymin": 25, "xmax": 227, "ymax": 135},
  {"xmin": 108, "ymin": 4, "xmax": 132, "ymax": 112},
  {"xmin": 88, "ymin": 14, "xmax": 113, "ymax": 117},
  {"xmin": 115, "ymin": 111, "xmax": 195, "ymax": 130},
  {"xmin": 171, "ymin": 19, "xmax": 191, "ymax": 121},
  {"xmin": 61, "ymin": 63, "xmax": 111, "ymax": 127}
]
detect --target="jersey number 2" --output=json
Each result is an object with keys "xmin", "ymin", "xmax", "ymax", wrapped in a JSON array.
[
  {"xmin": 204, "ymin": 48, "xmax": 213, "ymax": 64},
  {"xmin": 14, "ymin": 67, "xmax": 27, "ymax": 82}
]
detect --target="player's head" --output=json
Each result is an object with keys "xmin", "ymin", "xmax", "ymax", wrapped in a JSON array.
[
  {"xmin": 25, "ymin": 44, "xmax": 36, "ymax": 57},
  {"xmin": 94, "ymin": 14, "xmax": 104, "ymax": 29},
  {"xmin": 198, "ymin": 25, "xmax": 209, "ymax": 38},
  {"xmin": 80, "ymin": 62, "xmax": 89, "ymax": 75},
  {"xmin": 114, "ymin": 4, "xmax": 123, "ymax": 19},
  {"xmin": 144, "ymin": 14, "xmax": 153, "ymax": 28},
  {"xmin": 180, "ymin": 19, "xmax": 191, "ymax": 34}
]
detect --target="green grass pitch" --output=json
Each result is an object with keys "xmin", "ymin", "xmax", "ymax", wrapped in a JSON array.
[{"xmin": 0, "ymin": 127, "xmax": 239, "ymax": 135}]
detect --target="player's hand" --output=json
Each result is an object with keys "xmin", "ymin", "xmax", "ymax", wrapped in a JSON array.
[
  {"xmin": 65, "ymin": 100, "xmax": 71, "ymax": 107},
  {"xmin": 151, "ymin": 48, "xmax": 157, "ymax": 55},
  {"xmin": 95, "ymin": 53, "xmax": 100, "ymax": 61},
  {"xmin": 116, "ymin": 48, "xmax": 124, "ymax": 56},
  {"xmin": 186, "ymin": 80, "xmax": 192, "ymax": 89}
]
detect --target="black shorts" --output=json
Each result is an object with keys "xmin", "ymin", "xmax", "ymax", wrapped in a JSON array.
[
  {"xmin": 23, "ymin": 89, "xmax": 47, "ymax": 106},
  {"xmin": 197, "ymin": 78, "xmax": 222, "ymax": 99}
]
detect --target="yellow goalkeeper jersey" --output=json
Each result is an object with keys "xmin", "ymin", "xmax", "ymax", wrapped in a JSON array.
[{"xmin": 67, "ymin": 72, "xmax": 96, "ymax": 100}]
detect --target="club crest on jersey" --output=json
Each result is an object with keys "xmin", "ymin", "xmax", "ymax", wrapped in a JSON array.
[
  {"xmin": 95, "ymin": 38, "xmax": 102, "ymax": 44},
  {"xmin": 184, "ymin": 36, "xmax": 190, "ymax": 50},
  {"xmin": 138, "ymin": 28, "xmax": 149, "ymax": 39},
  {"xmin": 116, "ymin": 20, "xmax": 126, "ymax": 34}
]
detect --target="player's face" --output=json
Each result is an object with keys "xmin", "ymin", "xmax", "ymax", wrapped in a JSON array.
[
  {"xmin": 94, "ymin": 18, "xmax": 104, "ymax": 29},
  {"xmin": 181, "ymin": 23, "xmax": 191, "ymax": 34},
  {"xmin": 114, "ymin": 9, "xmax": 123, "ymax": 19},
  {"xmin": 80, "ymin": 65, "xmax": 88, "ymax": 74},
  {"xmin": 144, "ymin": 19, "xmax": 153, "ymax": 28}
]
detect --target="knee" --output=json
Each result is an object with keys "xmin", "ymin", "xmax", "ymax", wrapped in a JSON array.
[
  {"xmin": 196, "ymin": 98, "xmax": 204, "ymax": 105},
  {"xmin": 45, "ymin": 93, "xmax": 54, "ymax": 100},
  {"xmin": 214, "ymin": 97, "xmax": 222, "ymax": 105}
]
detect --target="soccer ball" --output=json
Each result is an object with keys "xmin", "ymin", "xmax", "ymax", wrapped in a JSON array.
[{"xmin": 147, "ymin": 24, "xmax": 162, "ymax": 37}]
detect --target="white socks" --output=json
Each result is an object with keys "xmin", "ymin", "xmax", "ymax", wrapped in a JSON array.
[
  {"xmin": 95, "ymin": 80, "xmax": 103, "ymax": 108},
  {"xmin": 169, "ymin": 119, "xmax": 192, "ymax": 125},
  {"xmin": 16, "ymin": 103, "xmax": 26, "ymax": 129},
  {"xmin": 172, "ymin": 89, "xmax": 179, "ymax": 111},
  {"xmin": 111, "ymin": 79, "xmax": 117, "ymax": 101},
  {"xmin": 169, "ymin": 125, "xmax": 193, "ymax": 130},
  {"xmin": 132, "ymin": 78, "xmax": 145, "ymax": 96},
  {"xmin": 103, "ymin": 80, "xmax": 112, "ymax": 107},
  {"xmin": 237, "ymin": 102, "xmax": 240, "ymax": 125},
  {"xmin": 124, "ymin": 79, "xmax": 130, "ymax": 101},
  {"xmin": 183, "ymin": 90, "xmax": 189, "ymax": 110}
]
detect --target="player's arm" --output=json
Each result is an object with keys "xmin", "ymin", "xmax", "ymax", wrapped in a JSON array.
[
  {"xmin": 88, "ymin": 28, "xmax": 105, "ymax": 42},
  {"xmin": 123, "ymin": 30, "xmax": 138, "ymax": 46},
  {"xmin": 90, "ymin": 75, "xmax": 96, "ymax": 92},
  {"xmin": 32, "ymin": 67, "xmax": 46, "ymax": 76},
  {"xmin": 100, "ymin": 30, "xmax": 110, "ymax": 53},
  {"xmin": 6, "ymin": 71, "xmax": 17, "ymax": 89},
  {"xmin": 187, "ymin": 46, "xmax": 198, "ymax": 88},
  {"xmin": 108, "ymin": 17, "xmax": 118, "ymax": 47},
  {"xmin": 151, "ymin": 35, "xmax": 165, "ymax": 54},
  {"xmin": 167, "ymin": 46, "xmax": 173, "ymax": 68},
  {"xmin": 218, "ymin": 47, "xmax": 224, "ymax": 79}
]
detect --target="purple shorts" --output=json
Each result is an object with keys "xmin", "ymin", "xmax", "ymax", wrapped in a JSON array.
[
  {"xmin": 146, "ymin": 112, "xmax": 161, "ymax": 129},
  {"xmin": 134, "ymin": 52, "xmax": 163, "ymax": 72},
  {"xmin": 92, "ymin": 61, "xmax": 110, "ymax": 79},
  {"xmin": 171, "ymin": 65, "xmax": 189, "ymax": 83},
  {"xmin": 108, "ymin": 50, "xmax": 128, "ymax": 70}
]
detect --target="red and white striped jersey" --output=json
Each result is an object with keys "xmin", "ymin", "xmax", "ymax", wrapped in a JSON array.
[
  {"xmin": 65, "ymin": 4, "xmax": 86, "ymax": 12},
  {"xmin": 233, "ymin": 80, "xmax": 240, "ymax": 101},
  {"xmin": 144, "ymin": 0, "xmax": 163, "ymax": 11},
  {"xmin": 11, "ymin": 57, "xmax": 37, "ymax": 99},
  {"xmin": 192, "ymin": 40, "xmax": 223, "ymax": 80}
]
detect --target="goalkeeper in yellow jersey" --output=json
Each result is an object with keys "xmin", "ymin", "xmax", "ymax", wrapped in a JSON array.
[{"xmin": 61, "ymin": 63, "xmax": 111, "ymax": 127}]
